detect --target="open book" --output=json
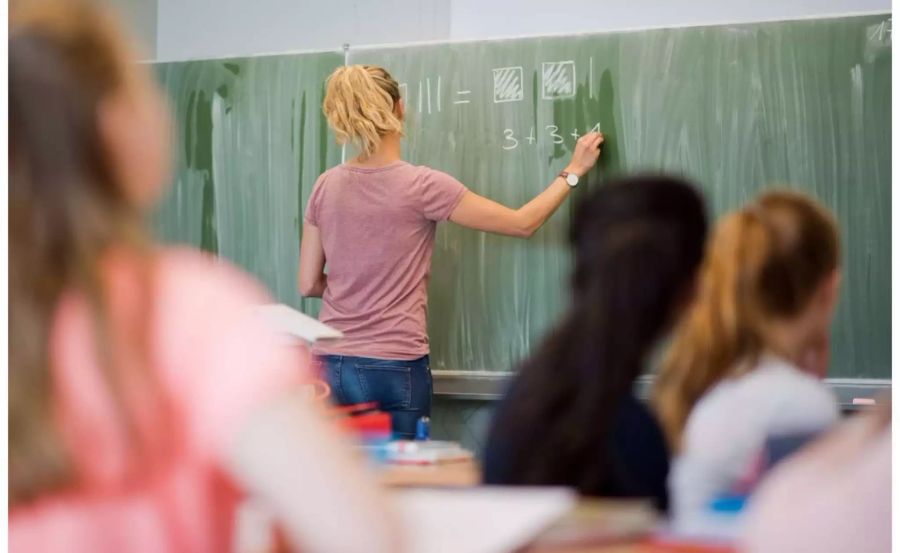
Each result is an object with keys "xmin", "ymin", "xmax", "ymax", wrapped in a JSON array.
[
  {"xmin": 255, "ymin": 303, "xmax": 343, "ymax": 344},
  {"xmin": 392, "ymin": 487, "xmax": 576, "ymax": 553}
]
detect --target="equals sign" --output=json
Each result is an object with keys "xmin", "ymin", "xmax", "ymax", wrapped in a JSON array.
[{"xmin": 453, "ymin": 90, "xmax": 472, "ymax": 105}]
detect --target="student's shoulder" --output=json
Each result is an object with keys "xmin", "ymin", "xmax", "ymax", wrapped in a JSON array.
[
  {"xmin": 701, "ymin": 355, "xmax": 832, "ymax": 406},
  {"xmin": 750, "ymin": 356, "xmax": 838, "ymax": 412},
  {"xmin": 155, "ymin": 247, "xmax": 271, "ymax": 314},
  {"xmin": 616, "ymin": 393, "xmax": 662, "ymax": 429},
  {"xmin": 152, "ymin": 249, "xmax": 307, "ymax": 456},
  {"xmin": 683, "ymin": 375, "xmax": 761, "ymax": 450},
  {"xmin": 612, "ymin": 394, "xmax": 669, "ymax": 452},
  {"xmin": 689, "ymin": 356, "xmax": 838, "ymax": 441}
]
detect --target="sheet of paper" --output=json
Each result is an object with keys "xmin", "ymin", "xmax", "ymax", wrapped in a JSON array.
[
  {"xmin": 390, "ymin": 486, "xmax": 576, "ymax": 553},
  {"xmin": 255, "ymin": 303, "xmax": 343, "ymax": 343}
]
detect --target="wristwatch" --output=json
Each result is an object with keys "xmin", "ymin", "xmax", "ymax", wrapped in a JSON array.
[{"xmin": 559, "ymin": 171, "xmax": 579, "ymax": 187}]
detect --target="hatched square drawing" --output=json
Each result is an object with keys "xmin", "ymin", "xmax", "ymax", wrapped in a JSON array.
[
  {"xmin": 492, "ymin": 66, "xmax": 524, "ymax": 103},
  {"xmin": 541, "ymin": 61, "xmax": 576, "ymax": 99}
]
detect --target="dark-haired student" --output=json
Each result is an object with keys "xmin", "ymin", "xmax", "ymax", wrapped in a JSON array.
[{"xmin": 482, "ymin": 176, "xmax": 709, "ymax": 512}]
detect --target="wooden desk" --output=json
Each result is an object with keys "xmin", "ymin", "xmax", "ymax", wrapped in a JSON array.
[
  {"xmin": 378, "ymin": 462, "xmax": 733, "ymax": 553},
  {"xmin": 378, "ymin": 459, "xmax": 481, "ymax": 488},
  {"xmin": 525, "ymin": 500, "xmax": 732, "ymax": 553}
]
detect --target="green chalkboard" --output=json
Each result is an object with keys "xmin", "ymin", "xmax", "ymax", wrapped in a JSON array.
[
  {"xmin": 151, "ymin": 16, "xmax": 890, "ymax": 380},
  {"xmin": 153, "ymin": 52, "xmax": 343, "ymax": 314},
  {"xmin": 348, "ymin": 15, "xmax": 891, "ymax": 378}
]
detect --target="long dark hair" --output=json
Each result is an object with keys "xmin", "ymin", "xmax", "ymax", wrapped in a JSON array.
[{"xmin": 492, "ymin": 175, "xmax": 707, "ymax": 494}]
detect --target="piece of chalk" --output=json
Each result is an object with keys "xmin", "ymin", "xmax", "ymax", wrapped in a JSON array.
[{"xmin": 852, "ymin": 398, "xmax": 876, "ymax": 406}]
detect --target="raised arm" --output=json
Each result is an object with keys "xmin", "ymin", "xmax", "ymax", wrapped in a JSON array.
[
  {"xmin": 298, "ymin": 222, "xmax": 327, "ymax": 297},
  {"xmin": 449, "ymin": 132, "xmax": 604, "ymax": 238}
]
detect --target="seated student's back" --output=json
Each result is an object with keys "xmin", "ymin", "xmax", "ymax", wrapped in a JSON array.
[
  {"xmin": 653, "ymin": 190, "xmax": 842, "ymax": 529},
  {"xmin": 483, "ymin": 176, "xmax": 708, "ymax": 512},
  {"xmin": 11, "ymin": 249, "xmax": 302, "ymax": 552},
  {"xmin": 740, "ymin": 401, "xmax": 891, "ymax": 553},
  {"xmin": 9, "ymin": 2, "xmax": 399, "ymax": 551}
]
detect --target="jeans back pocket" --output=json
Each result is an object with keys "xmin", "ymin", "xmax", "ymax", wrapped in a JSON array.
[{"xmin": 355, "ymin": 363, "xmax": 412, "ymax": 411}]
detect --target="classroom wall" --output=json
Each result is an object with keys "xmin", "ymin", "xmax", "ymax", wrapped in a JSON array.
[
  {"xmin": 448, "ymin": 0, "xmax": 890, "ymax": 40},
  {"xmin": 153, "ymin": 0, "xmax": 889, "ymax": 61},
  {"xmin": 156, "ymin": 0, "xmax": 451, "ymax": 61},
  {"xmin": 107, "ymin": 0, "xmax": 157, "ymax": 58}
]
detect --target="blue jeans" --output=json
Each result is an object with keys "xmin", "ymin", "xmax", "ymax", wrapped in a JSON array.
[{"xmin": 318, "ymin": 354, "xmax": 432, "ymax": 439}]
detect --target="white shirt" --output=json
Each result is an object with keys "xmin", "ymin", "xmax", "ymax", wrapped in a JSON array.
[{"xmin": 669, "ymin": 353, "xmax": 839, "ymax": 529}]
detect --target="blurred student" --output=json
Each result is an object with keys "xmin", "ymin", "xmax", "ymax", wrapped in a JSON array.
[
  {"xmin": 299, "ymin": 65, "xmax": 603, "ymax": 438},
  {"xmin": 9, "ymin": 2, "xmax": 400, "ymax": 552},
  {"xmin": 482, "ymin": 176, "xmax": 709, "ymax": 512},
  {"xmin": 740, "ymin": 400, "xmax": 890, "ymax": 553},
  {"xmin": 653, "ymin": 190, "xmax": 841, "ymax": 528}
]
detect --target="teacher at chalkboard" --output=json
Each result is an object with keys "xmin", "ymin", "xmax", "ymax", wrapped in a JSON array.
[{"xmin": 298, "ymin": 65, "xmax": 603, "ymax": 438}]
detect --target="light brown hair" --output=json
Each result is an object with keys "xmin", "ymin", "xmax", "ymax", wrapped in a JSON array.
[
  {"xmin": 322, "ymin": 65, "xmax": 402, "ymax": 156},
  {"xmin": 653, "ymin": 190, "xmax": 840, "ymax": 450},
  {"xmin": 10, "ymin": 0, "xmax": 166, "ymax": 505}
]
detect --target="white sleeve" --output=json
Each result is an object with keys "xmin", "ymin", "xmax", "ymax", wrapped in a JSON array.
[
  {"xmin": 671, "ymin": 395, "xmax": 761, "ymax": 524},
  {"xmin": 669, "ymin": 454, "xmax": 730, "ymax": 525},
  {"xmin": 225, "ymin": 394, "xmax": 404, "ymax": 553},
  {"xmin": 769, "ymin": 374, "xmax": 840, "ymax": 436}
]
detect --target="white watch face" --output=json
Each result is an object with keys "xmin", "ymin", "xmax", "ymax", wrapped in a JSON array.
[{"xmin": 565, "ymin": 173, "xmax": 579, "ymax": 187}]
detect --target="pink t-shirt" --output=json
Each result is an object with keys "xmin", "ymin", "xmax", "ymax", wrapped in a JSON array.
[
  {"xmin": 305, "ymin": 161, "xmax": 468, "ymax": 359},
  {"xmin": 740, "ymin": 411, "xmax": 891, "ymax": 553},
  {"xmin": 9, "ymin": 248, "xmax": 306, "ymax": 553}
]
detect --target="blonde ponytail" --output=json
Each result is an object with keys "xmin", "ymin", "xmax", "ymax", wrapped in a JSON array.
[
  {"xmin": 653, "ymin": 190, "xmax": 839, "ymax": 450},
  {"xmin": 322, "ymin": 65, "xmax": 402, "ymax": 157}
]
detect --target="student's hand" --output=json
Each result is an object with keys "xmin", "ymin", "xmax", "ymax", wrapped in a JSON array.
[{"xmin": 565, "ymin": 132, "xmax": 604, "ymax": 177}]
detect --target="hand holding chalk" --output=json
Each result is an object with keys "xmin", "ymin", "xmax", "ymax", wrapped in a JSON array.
[{"xmin": 566, "ymin": 132, "xmax": 604, "ymax": 177}]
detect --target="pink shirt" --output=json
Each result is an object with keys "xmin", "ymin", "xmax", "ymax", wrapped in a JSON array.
[
  {"xmin": 740, "ymin": 410, "xmax": 891, "ymax": 553},
  {"xmin": 10, "ymin": 249, "xmax": 306, "ymax": 553},
  {"xmin": 305, "ymin": 162, "xmax": 468, "ymax": 359}
]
